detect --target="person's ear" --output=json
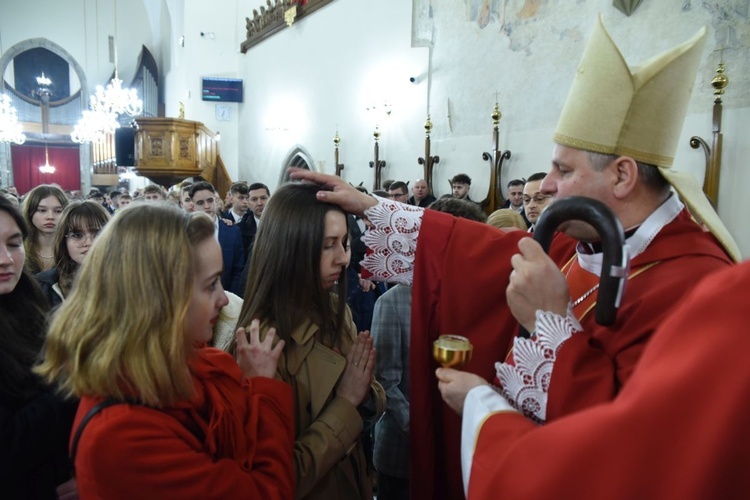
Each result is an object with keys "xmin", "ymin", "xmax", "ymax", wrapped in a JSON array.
[{"xmin": 612, "ymin": 156, "xmax": 638, "ymax": 199}]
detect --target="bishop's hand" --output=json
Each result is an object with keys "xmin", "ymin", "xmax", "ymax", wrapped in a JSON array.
[{"xmin": 507, "ymin": 237, "xmax": 570, "ymax": 332}]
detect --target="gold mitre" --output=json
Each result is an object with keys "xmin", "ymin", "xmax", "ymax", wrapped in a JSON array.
[{"xmin": 554, "ymin": 15, "xmax": 741, "ymax": 262}]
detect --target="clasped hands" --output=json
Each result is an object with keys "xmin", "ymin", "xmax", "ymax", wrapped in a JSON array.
[{"xmin": 337, "ymin": 331, "xmax": 376, "ymax": 407}]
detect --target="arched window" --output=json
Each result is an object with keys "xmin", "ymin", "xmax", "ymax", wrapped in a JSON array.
[{"xmin": 278, "ymin": 146, "xmax": 314, "ymax": 184}]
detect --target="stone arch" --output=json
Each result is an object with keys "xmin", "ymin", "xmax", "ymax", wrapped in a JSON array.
[
  {"xmin": 277, "ymin": 145, "xmax": 315, "ymax": 184},
  {"xmin": 0, "ymin": 37, "xmax": 88, "ymax": 104}
]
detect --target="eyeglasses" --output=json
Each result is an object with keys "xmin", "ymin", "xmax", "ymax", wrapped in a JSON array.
[
  {"xmin": 66, "ymin": 231, "xmax": 100, "ymax": 245},
  {"xmin": 523, "ymin": 195, "xmax": 552, "ymax": 205}
]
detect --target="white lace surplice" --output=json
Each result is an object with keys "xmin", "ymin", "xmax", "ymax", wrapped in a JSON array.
[
  {"xmin": 362, "ymin": 197, "xmax": 423, "ymax": 285},
  {"xmin": 495, "ymin": 306, "xmax": 582, "ymax": 423}
]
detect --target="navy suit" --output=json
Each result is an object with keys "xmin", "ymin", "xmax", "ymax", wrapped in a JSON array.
[
  {"xmin": 217, "ymin": 219, "xmax": 245, "ymax": 296},
  {"xmin": 221, "ymin": 210, "xmax": 258, "ymax": 256}
]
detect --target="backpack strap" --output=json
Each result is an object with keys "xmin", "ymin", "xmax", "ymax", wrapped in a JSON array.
[{"xmin": 70, "ymin": 398, "xmax": 141, "ymax": 466}]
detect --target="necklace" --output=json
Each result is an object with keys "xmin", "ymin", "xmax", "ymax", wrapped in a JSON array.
[
  {"xmin": 565, "ymin": 257, "xmax": 599, "ymax": 308},
  {"xmin": 40, "ymin": 254, "xmax": 54, "ymax": 260}
]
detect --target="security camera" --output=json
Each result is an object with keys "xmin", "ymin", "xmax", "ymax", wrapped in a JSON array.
[{"xmin": 409, "ymin": 75, "xmax": 422, "ymax": 85}]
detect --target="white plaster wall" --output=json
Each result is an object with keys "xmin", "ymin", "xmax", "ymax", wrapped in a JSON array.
[
  {"xmin": 226, "ymin": 0, "xmax": 750, "ymax": 255},
  {"xmin": 2, "ymin": 0, "xmax": 749, "ymax": 256},
  {"xmin": 161, "ymin": 0, "xmax": 243, "ymax": 178},
  {"xmin": 236, "ymin": 0, "xmax": 428, "ymax": 191}
]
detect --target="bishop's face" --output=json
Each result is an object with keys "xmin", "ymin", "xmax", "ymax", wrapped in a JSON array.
[{"xmin": 541, "ymin": 144, "xmax": 618, "ymax": 240}]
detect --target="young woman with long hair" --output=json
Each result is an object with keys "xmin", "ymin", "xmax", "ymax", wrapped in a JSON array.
[
  {"xmin": 36, "ymin": 204, "xmax": 295, "ymax": 498},
  {"xmin": 35, "ymin": 200, "xmax": 111, "ymax": 306},
  {"xmin": 21, "ymin": 184, "xmax": 69, "ymax": 274},
  {"xmin": 234, "ymin": 182, "xmax": 386, "ymax": 500},
  {"xmin": 0, "ymin": 195, "xmax": 78, "ymax": 498}
]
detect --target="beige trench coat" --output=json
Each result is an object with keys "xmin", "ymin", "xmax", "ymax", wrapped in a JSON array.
[{"xmin": 261, "ymin": 309, "xmax": 386, "ymax": 500}]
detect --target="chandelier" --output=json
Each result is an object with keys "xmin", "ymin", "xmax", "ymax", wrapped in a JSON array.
[
  {"xmin": 71, "ymin": 0, "xmax": 142, "ymax": 144},
  {"xmin": 0, "ymin": 94, "xmax": 26, "ymax": 144},
  {"xmin": 90, "ymin": 70, "xmax": 143, "ymax": 117},
  {"xmin": 36, "ymin": 72, "xmax": 52, "ymax": 87},
  {"xmin": 39, "ymin": 144, "xmax": 56, "ymax": 174},
  {"xmin": 71, "ymin": 108, "xmax": 119, "ymax": 143}
]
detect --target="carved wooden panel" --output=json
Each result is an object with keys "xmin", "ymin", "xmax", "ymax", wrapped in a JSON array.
[
  {"xmin": 179, "ymin": 137, "xmax": 190, "ymax": 159},
  {"xmin": 134, "ymin": 117, "xmax": 219, "ymax": 187},
  {"xmin": 241, "ymin": 0, "xmax": 335, "ymax": 52},
  {"xmin": 150, "ymin": 136, "xmax": 165, "ymax": 157}
]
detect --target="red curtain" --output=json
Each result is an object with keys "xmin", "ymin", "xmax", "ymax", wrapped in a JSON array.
[{"xmin": 11, "ymin": 144, "xmax": 81, "ymax": 195}]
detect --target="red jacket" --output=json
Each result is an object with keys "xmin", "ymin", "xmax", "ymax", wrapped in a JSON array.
[{"xmin": 72, "ymin": 348, "xmax": 295, "ymax": 499}]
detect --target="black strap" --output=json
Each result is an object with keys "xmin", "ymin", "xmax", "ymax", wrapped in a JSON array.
[{"xmin": 70, "ymin": 398, "xmax": 141, "ymax": 466}]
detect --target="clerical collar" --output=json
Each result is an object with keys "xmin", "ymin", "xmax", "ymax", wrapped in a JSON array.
[
  {"xmin": 584, "ymin": 227, "xmax": 639, "ymax": 254},
  {"xmin": 576, "ymin": 194, "xmax": 683, "ymax": 276}
]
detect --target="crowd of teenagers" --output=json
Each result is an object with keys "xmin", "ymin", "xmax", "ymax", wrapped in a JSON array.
[{"xmin": 0, "ymin": 181, "xmax": 391, "ymax": 499}]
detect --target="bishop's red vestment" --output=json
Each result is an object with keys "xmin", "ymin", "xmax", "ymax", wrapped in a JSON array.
[{"xmin": 401, "ymin": 200, "xmax": 731, "ymax": 499}]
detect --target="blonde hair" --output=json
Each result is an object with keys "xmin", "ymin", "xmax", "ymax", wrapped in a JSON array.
[
  {"xmin": 36, "ymin": 204, "xmax": 213, "ymax": 407},
  {"xmin": 487, "ymin": 209, "xmax": 528, "ymax": 231}
]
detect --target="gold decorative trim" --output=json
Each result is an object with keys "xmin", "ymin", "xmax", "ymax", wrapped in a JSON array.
[
  {"xmin": 578, "ymin": 260, "xmax": 662, "ymax": 321},
  {"xmin": 553, "ymin": 133, "xmax": 674, "ymax": 167}
]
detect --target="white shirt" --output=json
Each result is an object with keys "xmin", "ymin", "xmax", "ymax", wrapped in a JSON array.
[{"xmin": 230, "ymin": 209, "xmax": 244, "ymax": 224}]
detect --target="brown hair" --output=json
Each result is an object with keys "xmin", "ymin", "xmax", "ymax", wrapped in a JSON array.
[
  {"xmin": 21, "ymin": 184, "xmax": 69, "ymax": 274},
  {"xmin": 235, "ymin": 182, "xmax": 348, "ymax": 350},
  {"xmin": 1, "ymin": 196, "xmax": 49, "ymax": 399},
  {"xmin": 54, "ymin": 200, "xmax": 111, "ymax": 296}
]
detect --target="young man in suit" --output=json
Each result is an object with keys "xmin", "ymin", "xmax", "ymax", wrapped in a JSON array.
[{"xmin": 190, "ymin": 181, "xmax": 245, "ymax": 296}]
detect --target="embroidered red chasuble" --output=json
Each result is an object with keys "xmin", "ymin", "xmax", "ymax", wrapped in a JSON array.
[
  {"xmin": 466, "ymin": 260, "xmax": 748, "ymax": 499},
  {"xmin": 409, "ymin": 208, "xmax": 731, "ymax": 499}
]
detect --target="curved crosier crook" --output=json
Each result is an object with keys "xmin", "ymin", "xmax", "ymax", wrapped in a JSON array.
[{"xmin": 519, "ymin": 196, "xmax": 629, "ymax": 338}]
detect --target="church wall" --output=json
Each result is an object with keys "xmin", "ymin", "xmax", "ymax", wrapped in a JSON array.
[
  {"xmin": 1, "ymin": 0, "xmax": 748, "ymax": 256},
  {"xmin": 230, "ymin": 0, "xmax": 750, "ymax": 257},
  {"xmin": 235, "ymin": 0, "xmax": 427, "ymax": 190},
  {"xmin": 0, "ymin": 0, "xmax": 154, "ymax": 94}
]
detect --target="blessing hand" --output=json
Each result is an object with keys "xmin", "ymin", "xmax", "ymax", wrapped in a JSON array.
[{"xmin": 288, "ymin": 168, "xmax": 377, "ymax": 217}]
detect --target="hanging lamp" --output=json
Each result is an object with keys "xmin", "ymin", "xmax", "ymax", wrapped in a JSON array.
[
  {"xmin": 39, "ymin": 144, "xmax": 56, "ymax": 174},
  {"xmin": 72, "ymin": 0, "xmax": 142, "ymax": 143}
]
